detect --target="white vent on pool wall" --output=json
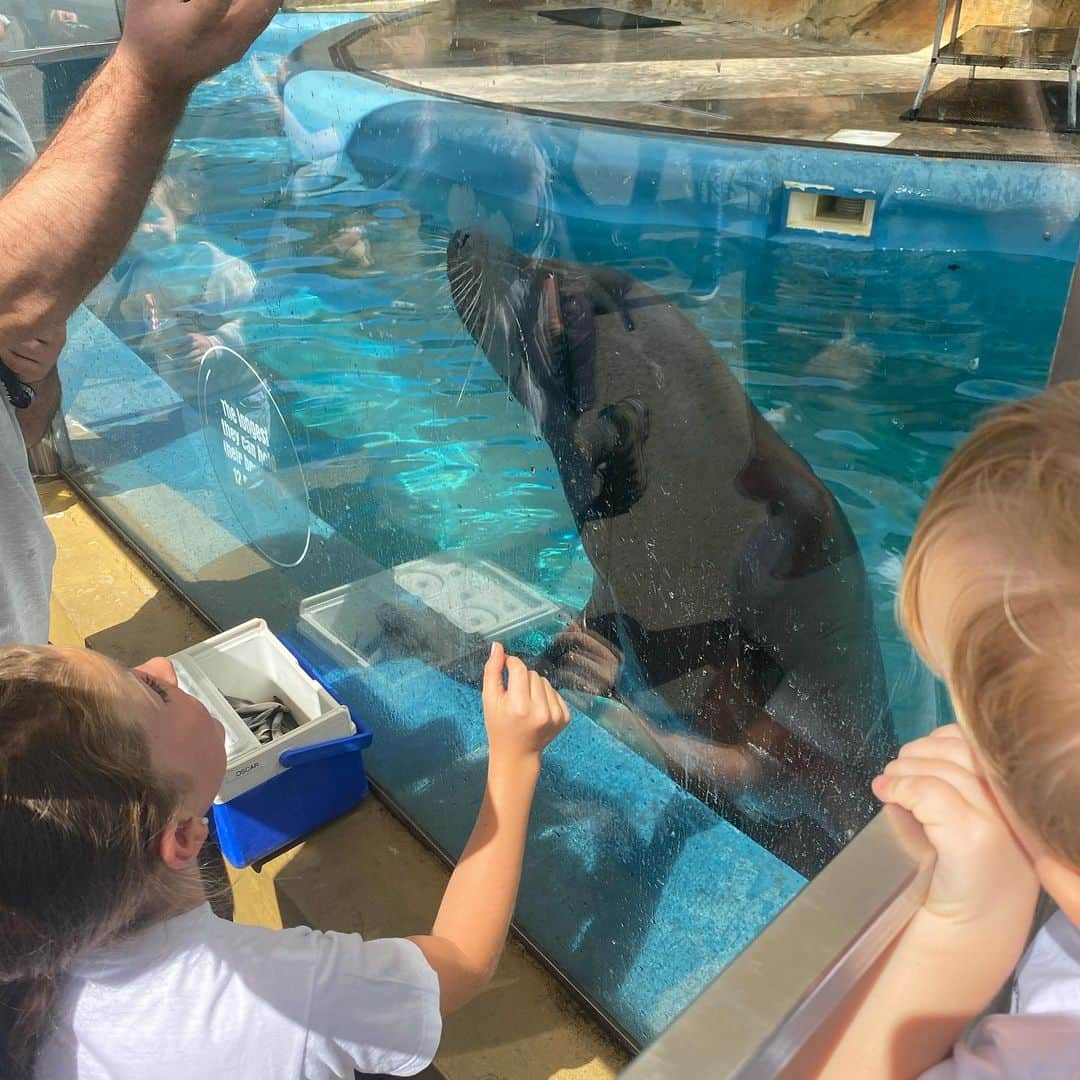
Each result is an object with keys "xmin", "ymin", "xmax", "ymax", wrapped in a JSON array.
[{"xmin": 785, "ymin": 183, "xmax": 876, "ymax": 237}]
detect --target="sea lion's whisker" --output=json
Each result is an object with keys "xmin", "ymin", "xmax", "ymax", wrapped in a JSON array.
[
  {"xmin": 508, "ymin": 303, "xmax": 547, "ymax": 431},
  {"xmin": 462, "ymin": 287, "xmax": 482, "ymax": 328},
  {"xmin": 455, "ymin": 268, "xmax": 481, "ymax": 307},
  {"xmin": 456, "ymin": 353, "xmax": 478, "ymax": 406},
  {"xmin": 478, "ymin": 294, "xmax": 497, "ymax": 358},
  {"xmin": 462, "ymin": 269, "xmax": 486, "ymax": 331},
  {"xmin": 448, "ymin": 266, "xmax": 473, "ymax": 291},
  {"xmin": 455, "ymin": 291, "xmax": 496, "ymax": 406}
]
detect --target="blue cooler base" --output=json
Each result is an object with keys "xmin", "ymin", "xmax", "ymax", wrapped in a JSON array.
[{"xmin": 213, "ymin": 752, "xmax": 370, "ymax": 868}]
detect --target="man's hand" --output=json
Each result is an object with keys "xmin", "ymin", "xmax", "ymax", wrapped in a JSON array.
[
  {"xmin": 1, "ymin": 325, "xmax": 66, "ymax": 387},
  {"xmin": 176, "ymin": 332, "xmax": 219, "ymax": 366},
  {"xmin": 874, "ymin": 724, "xmax": 1039, "ymax": 931},
  {"xmin": 115, "ymin": 0, "xmax": 280, "ymax": 95},
  {"xmin": 482, "ymin": 642, "xmax": 570, "ymax": 767},
  {"xmin": 0, "ymin": 0, "xmax": 276, "ymax": 347}
]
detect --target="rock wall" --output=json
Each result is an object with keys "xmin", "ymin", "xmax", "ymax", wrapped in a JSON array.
[
  {"xmin": 660, "ymin": 0, "xmax": 1080, "ymax": 48},
  {"xmin": 805, "ymin": 0, "xmax": 1080, "ymax": 47}
]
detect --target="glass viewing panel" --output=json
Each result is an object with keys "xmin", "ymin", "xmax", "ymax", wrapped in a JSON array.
[
  {"xmin": 13, "ymin": 0, "xmax": 1079, "ymax": 1048},
  {"xmin": 0, "ymin": 0, "xmax": 119, "ymax": 53}
]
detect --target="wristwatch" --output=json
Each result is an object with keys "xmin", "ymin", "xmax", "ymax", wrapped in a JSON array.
[{"xmin": 0, "ymin": 360, "xmax": 33, "ymax": 409}]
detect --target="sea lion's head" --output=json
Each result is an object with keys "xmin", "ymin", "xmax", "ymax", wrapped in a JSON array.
[
  {"xmin": 449, "ymin": 228, "xmax": 655, "ymax": 523},
  {"xmin": 448, "ymin": 228, "xmax": 634, "ymax": 432}
]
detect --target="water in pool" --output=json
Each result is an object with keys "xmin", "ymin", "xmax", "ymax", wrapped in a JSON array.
[{"xmin": 72, "ymin": 15, "xmax": 1072, "ymax": 1045}]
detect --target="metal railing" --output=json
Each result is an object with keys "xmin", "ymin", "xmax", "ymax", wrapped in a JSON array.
[{"xmin": 622, "ymin": 807, "xmax": 934, "ymax": 1078}]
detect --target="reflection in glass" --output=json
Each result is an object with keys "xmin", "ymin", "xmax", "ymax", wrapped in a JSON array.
[{"xmin": 39, "ymin": 5, "xmax": 1078, "ymax": 1047}]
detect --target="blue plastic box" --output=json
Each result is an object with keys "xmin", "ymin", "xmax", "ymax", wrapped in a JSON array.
[{"xmin": 171, "ymin": 619, "xmax": 372, "ymax": 868}]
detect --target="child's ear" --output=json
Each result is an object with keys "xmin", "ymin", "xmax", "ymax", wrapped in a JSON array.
[
  {"xmin": 1033, "ymin": 848, "xmax": 1080, "ymax": 928},
  {"xmin": 159, "ymin": 815, "xmax": 209, "ymax": 871}
]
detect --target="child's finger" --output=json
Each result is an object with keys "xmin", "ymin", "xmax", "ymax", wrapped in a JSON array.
[
  {"xmin": 542, "ymin": 677, "xmax": 567, "ymax": 725},
  {"xmin": 898, "ymin": 733, "xmax": 978, "ymax": 774},
  {"xmin": 481, "ymin": 642, "xmax": 506, "ymax": 709},
  {"xmin": 528, "ymin": 669, "xmax": 546, "ymax": 705},
  {"xmin": 928, "ymin": 723, "xmax": 965, "ymax": 741},
  {"xmin": 895, "ymin": 726, "xmax": 966, "ymax": 763},
  {"xmin": 900, "ymin": 726, "xmax": 967, "ymax": 754},
  {"xmin": 135, "ymin": 656, "xmax": 178, "ymax": 687},
  {"xmin": 505, "ymin": 655, "xmax": 529, "ymax": 709},
  {"xmin": 882, "ymin": 755, "xmax": 994, "ymax": 815},
  {"xmin": 873, "ymin": 771, "xmax": 979, "ymax": 833}
]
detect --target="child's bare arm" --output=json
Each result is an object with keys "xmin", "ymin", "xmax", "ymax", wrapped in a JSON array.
[
  {"xmin": 817, "ymin": 726, "xmax": 1039, "ymax": 1079},
  {"xmin": 409, "ymin": 643, "xmax": 570, "ymax": 1015}
]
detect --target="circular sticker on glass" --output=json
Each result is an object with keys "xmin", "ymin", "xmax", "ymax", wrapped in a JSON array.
[{"xmin": 198, "ymin": 346, "xmax": 311, "ymax": 568}]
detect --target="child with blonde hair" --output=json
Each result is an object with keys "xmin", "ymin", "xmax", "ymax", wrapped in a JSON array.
[
  {"xmin": 821, "ymin": 380, "xmax": 1080, "ymax": 1077},
  {"xmin": 0, "ymin": 640, "xmax": 569, "ymax": 1079}
]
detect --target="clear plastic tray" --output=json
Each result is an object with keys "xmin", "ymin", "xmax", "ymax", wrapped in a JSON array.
[{"xmin": 298, "ymin": 552, "xmax": 561, "ymax": 670}]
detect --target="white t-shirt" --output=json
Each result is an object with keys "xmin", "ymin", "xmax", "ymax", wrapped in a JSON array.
[
  {"xmin": 36, "ymin": 903, "xmax": 442, "ymax": 1079},
  {"xmin": 0, "ymin": 394, "xmax": 53, "ymax": 644},
  {"xmin": 921, "ymin": 910, "xmax": 1080, "ymax": 1077}
]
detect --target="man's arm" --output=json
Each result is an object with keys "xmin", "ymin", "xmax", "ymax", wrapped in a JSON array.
[{"xmin": 0, "ymin": 0, "xmax": 278, "ymax": 348}]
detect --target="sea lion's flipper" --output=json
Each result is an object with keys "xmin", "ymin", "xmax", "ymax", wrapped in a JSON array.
[
  {"xmin": 589, "ymin": 397, "xmax": 650, "ymax": 518},
  {"xmin": 537, "ymin": 622, "xmax": 623, "ymax": 698}
]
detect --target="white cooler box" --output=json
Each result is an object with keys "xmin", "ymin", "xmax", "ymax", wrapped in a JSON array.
[{"xmin": 170, "ymin": 619, "xmax": 372, "ymax": 867}]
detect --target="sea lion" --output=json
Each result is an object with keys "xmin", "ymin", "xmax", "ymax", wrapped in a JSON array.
[{"xmin": 446, "ymin": 228, "xmax": 895, "ymax": 875}]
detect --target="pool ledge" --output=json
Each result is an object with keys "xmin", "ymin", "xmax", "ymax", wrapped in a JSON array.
[{"xmin": 283, "ymin": 0, "xmax": 1080, "ymax": 162}]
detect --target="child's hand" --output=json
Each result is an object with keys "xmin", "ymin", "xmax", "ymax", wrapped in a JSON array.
[
  {"xmin": 482, "ymin": 642, "xmax": 570, "ymax": 767},
  {"xmin": 874, "ymin": 724, "xmax": 1038, "ymax": 930}
]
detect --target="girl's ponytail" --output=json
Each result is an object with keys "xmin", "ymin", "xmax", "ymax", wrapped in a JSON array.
[
  {"xmin": 0, "ymin": 973, "xmax": 59, "ymax": 1080},
  {"xmin": 0, "ymin": 646, "xmax": 188, "ymax": 1079}
]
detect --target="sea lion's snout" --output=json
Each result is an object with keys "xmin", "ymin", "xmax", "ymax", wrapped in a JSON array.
[
  {"xmin": 447, "ymin": 228, "xmax": 563, "ymax": 426},
  {"xmin": 446, "ymin": 227, "xmax": 480, "ymax": 267},
  {"xmin": 446, "ymin": 227, "xmax": 518, "ymax": 371},
  {"xmin": 446, "ymin": 228, "xmax": 485, "ymax": 338}
]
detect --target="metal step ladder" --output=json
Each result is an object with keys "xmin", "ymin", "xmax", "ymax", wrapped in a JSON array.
[{"xmin": 910, "ymin": 0, "xmax": 1080, "ymax": 129}]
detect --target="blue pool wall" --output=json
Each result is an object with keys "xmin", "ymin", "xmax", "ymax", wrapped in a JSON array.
[{"xmin": 282, "ymin": 68, "xmax": 1080, "ymax": 278}]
